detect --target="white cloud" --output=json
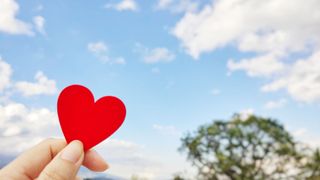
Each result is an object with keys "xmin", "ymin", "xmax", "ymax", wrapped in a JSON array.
[
  {"xmin": 264, "ymin": 98, "xmax": 287, "ymax": 109},
  {"xmin": 33, "ymin": 15, "xmax": 45, "ymax": 35},
  {"xmin": 292, "ymin": 128, "xmax": 320, "ymax": 148},
  {"xmin": 87, "ymin": 41, "xmax": 126, "ymax": 65},
  {"xmin": 0, "ymin": 58, "xmax": 56, "ymax": 97},
  {"xmin": 144, "ymin": 48, "xmax": 175, "ymax": 63},
  {"xmin": 134, "ymin": 43, "xmax": 175, "ymax": 64},
  {"xmin": 0, "ymin": 57, "xmax": 12, "ymax": 92},
  {"xmin": 0, "ymin": 101, "xmax": 59, "ymax": 155},
  {"xmin": 97, "ymin": 129, "xmax": 190, "ymax": 179},
  {"xmin": 88, "ymin": 41, "xmax": 108, "ymax": 54},
  {"xmin": 105, "ymin": 0, "xmax": 138, "ymax": 12},
  {"xmin": 152, "ymin": 124, "xmax": 180, "ymax": 136},
  {"xmin": 293, "ymin": 128, "xmax": 307, "ymax": 137},
  {"xmin": 156, "ymin": 0, "xmax": 198, "ymax": 13},
  {"xmin": 157, "ymin": 0, "xmax": 172, "ymax": 8},
  {"xmin": 227, "ymin": 53, "xmax": 286, "ymax": 77},
  {"xmin": 262, "ymin": 51, "xmax": 320, "ymax": 103},
  {"xmin": 14, "ymin": 71, "xmax": 57, "ymax": 97},
  {"xmin": 172, "ymin": 0, "xmax": 320, "ymax": 59},
  {"xmin": 95, "ymin": 138, "xmax": 166, "ymax": 179},
  {"xmin": 172, "ymin": 0, "xmax": 320, "ymax": 103},
  {"xmin": 0, "ymin": 0, "xmax": 33, "ymax": 35}
]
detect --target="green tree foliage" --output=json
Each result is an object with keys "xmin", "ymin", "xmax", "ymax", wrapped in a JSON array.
[
  {"xmin": 305, "ymin": 149, "xmax": 320, "ymax": 179},
  {"xmin": 173, "ymin": 174, "xmax": 185, "ymax": 180},
  {"xmin": 180, "ymin": 114, "xmax": 320, "ymax": 180}
]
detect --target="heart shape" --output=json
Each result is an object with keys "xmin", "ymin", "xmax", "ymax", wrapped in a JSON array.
[{"xmin": 57, "ymin": 85, "xmax": 126, "ymax": 151}]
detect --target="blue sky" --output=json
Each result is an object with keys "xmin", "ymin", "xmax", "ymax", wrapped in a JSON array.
[{"xmin": 1, "ymin": 0, "xmax": 320, "ymax": 179}]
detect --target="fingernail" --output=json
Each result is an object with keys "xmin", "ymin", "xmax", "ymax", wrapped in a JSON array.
[{"xmin": 61, "ymin": 140, "xmax": 83, "ymax": 163}]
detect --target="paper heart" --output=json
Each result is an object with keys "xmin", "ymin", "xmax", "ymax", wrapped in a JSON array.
[{"xmin": 57, "ymin": 85, "xmax": 126, "ymax": 151}]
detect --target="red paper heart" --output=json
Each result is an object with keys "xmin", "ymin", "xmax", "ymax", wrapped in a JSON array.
[{"xmin": 57, "ymin": 85, "xmax": 126, "ymax": 151}]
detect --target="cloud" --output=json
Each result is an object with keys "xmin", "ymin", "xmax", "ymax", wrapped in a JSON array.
[
  {"xmin": 95, "ymin": 138, "xmax": 168, "ymax": 179},
  {"xmin": 264, "ymin": 98, "xmax": 287, "ymax": 109},
  {"xmin": 134, "ymin": 43, "xmax": 175, "ymax": 64},
  {"xmin": 157, "ymin": 0, "xmax": 172, "ymax": 8},
  {"xmin": 172, "ymin": 0, "xmax": 320, "ymax": 103},
  {"xmin": 88, "ymin": 41, "xmax": 108, "ymax": 54},
  {"xmin": 262, "ymin": 51, "xmax": 320, "ymax": 103},
  {"xmin": 172, "ymin": 0, "xmax": 320, "ymax": 59},
  {"xmin": 0, "ymin": 57, "xmax": 56, "ymax": 97},
  {"xmin": 227, "ymin": 53, "xmax": 286, "ymax": 77},
  {"xmin": 292, "ymin": 128, "xmax": 320, "ymax": 148},
  {"xmin": 33, "ymin": 16, "xmax": 46, "ymax": 35},
  {"xmin": 152, "ymin": 124, "xmax": 181, "ymax": 136},
  {"xmin": 0, "ymin": 60, "xmax": 58, "ymax": 155},
  {"xmin": 293, "ymin": 128, "xmax": 307, "ymax": 137},
  {"xmin": 144, "ymin": 48, "xmax": 175, "ymax": 63},
  {"xmin": 14, "ymin": 71, "xmax": 57, "ymax": 97},
  {"xmin": 105, "ymin": 0, "xmax": 138, "ymax": 12},
  {"xmin": 0, "ymin": 57, "xmax": 12, "ymax": 92},
  {"xmin": 156, "ymin": 0, "xmax": 198, "ymax": 13},
  {"xmin": 0, "ymin": 101, "xmax": 59, "ymax": 155},
  {"xmin": 87, "ymin": 41, "xmax": 126, "ymax": 65},
  {"xmin": 0, "ymin": 0, "xmax": 33, "ymax": 35}
]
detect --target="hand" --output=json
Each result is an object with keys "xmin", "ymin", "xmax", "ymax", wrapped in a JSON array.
[{"xmin": 0, "ymin": 138, "xmax": 109, "ymax": 180}]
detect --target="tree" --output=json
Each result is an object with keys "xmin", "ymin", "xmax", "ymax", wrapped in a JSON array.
[
  {"xmin": 180, "ymin": 114, "xmax": 307, "ymax": 180},
  {"xmin": 305, "ymin": 149, "xmax": 320, "ymax": 179},
  {"xmin": 173, "ymin": 174, "xmax": 185, "ymax": 180}
]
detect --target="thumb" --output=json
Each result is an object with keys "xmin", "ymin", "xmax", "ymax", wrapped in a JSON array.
[{"xmin": 38, "ymin": 140, "xmax": 84, "ymax": 180}]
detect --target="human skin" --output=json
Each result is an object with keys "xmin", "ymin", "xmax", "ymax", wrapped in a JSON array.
[{"xmin": 0, "ymin": 138, "xmax": 109, "ymax": 180}]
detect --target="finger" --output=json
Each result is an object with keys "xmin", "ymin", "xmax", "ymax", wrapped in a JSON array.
[
  {"xmin": 38, "ymin": 140, "xmax": 84, "ymax": 180},
  {"xmin": 0, "ymin": 138, "xmax": 67, "ymax": 179},
  {"xmin": 83, "ymin": 150, "xmax": 109, "ymax": 171}
]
